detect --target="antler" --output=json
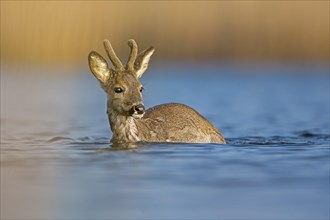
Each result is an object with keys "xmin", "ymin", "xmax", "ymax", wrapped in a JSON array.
[
  {"xmin": 103, "ymin": 39, "xmax": 124, "ymax": 71},
  {"xmin": 102, "ymin": 38, "xmax": 154, "ymax": 76},
  {"xmin": 126, "ymin": 39, "xmax": 138, "ymax": 71}
]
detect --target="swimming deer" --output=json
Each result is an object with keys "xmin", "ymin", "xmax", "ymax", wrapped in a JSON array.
[{"xmin": 88, "ymin": 39, "xmax": 226, "ymax": 144}]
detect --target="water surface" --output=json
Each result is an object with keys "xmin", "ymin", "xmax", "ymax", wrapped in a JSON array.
[{"xmin": 1, "ymin": 64, "xmax": 329, "ymax": 219}]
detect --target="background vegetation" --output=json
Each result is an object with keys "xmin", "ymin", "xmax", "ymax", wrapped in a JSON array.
[{"xmin": 1, "ymin": 1, "xmax": 329, "ymax": 68}]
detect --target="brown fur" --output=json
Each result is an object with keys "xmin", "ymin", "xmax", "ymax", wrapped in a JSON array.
[{"xmin": 88, "ymin": 39, "xmax": 226, "ymax": 144}]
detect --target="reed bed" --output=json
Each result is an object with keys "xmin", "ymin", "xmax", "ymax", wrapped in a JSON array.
[{"xmin": 1, "ymin": 1, "xmax": 329, "ymax": 67}]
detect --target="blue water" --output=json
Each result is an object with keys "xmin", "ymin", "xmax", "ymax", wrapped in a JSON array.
[{"xmin": 1, "ymin": 64, "xmax": 329, "ymax": 219}]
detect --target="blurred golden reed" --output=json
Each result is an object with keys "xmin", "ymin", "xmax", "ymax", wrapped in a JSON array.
[{"xmin": 1, "ymin": 1, "xmax": 329, "ymax": 67}]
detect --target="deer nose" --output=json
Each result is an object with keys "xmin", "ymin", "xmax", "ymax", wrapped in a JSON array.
[
  {"xmin": 134, "ymin": 104, "xmax": 145, "ymax": 114},
  {"xmin": 129, "ymin": 104, "xmax": 145, "ymax": 115}
]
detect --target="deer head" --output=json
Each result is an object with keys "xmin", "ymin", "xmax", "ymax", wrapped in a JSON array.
[{"xmin": 88, "ymin": 39, "xmax": 155, "ymax": 119}]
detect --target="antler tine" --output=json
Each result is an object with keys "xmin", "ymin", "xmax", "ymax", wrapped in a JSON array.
[
  {"xmin": 103, "ymin": 39, "xmax": 124, "ymax": 71},
  {"xmin": 126, "ymin": 39, "xmax": 138, "ymax": 71}
]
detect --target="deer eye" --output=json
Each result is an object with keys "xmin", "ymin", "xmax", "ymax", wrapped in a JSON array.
[
  {"xmin": 114, "ymin": 87, "xmax": 123, "ymax": 93},
  {"xmin": 140, "ymin": 87, "xmax": 144, "ymax": 93}
]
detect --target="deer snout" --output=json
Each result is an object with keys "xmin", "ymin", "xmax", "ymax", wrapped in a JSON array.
[
  {"xmin": 129, "ymin": 104, "xmax": 145, "ymax": 117},
  {"xmin": 135, "ymin": 104, "xmax": 145, "ymax": 114}
]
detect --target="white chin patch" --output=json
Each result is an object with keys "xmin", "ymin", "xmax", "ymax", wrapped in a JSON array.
[{"xmin": 132, "ymin": 113, "xmax": 144, "ymax": 119}]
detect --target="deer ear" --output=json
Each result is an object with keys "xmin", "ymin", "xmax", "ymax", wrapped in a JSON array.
[
  {"xmin": 88, "ymin": 51, "xmax": 112, "ymax": 84},
  {"xmin": 134, "ymin": 47, "xmax": 155, "ymax": 78}
]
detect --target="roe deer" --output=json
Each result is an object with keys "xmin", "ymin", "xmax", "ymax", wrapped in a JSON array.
[{"xmin": 88, "ymin": 39, "xmax": 226, "ymax": 144}]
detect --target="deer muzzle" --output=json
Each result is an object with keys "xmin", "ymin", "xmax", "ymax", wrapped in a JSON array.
[{"xmin": 129, "ymin": 104, "xmax": 145, "ymax": 118}]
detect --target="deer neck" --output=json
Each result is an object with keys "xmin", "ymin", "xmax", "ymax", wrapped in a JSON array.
[{"xmin": 108, "ymin": 109, "xmax": 141, "ymax": 143}]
